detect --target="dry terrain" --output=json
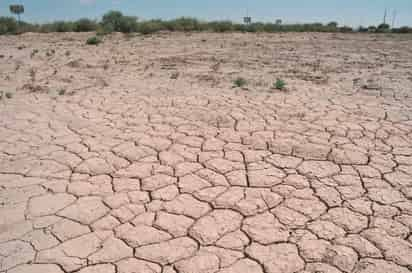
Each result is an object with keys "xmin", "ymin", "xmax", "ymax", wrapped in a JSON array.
[{"xmin": 1, "ymin": 32, "xmax": 412, "ymax": 273}]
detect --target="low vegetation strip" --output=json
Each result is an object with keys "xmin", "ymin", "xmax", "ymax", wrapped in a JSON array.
[{"xmin": 1, "ymin": 10, "xmax": 412, "ymax": 35}]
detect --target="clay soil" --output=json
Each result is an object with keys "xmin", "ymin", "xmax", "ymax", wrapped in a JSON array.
[{"xmin": 1, "ymin": 32, "xmax": 412, "ymax": 273}]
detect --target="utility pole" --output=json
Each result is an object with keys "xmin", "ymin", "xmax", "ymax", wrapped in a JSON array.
[{"xmin": 383, "ymin": 8, "xmax": 387, "ymax": 24}]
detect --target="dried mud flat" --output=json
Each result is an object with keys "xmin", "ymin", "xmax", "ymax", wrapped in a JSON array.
[{"xmin": 1, "ymin": 32, "xmax": 412, "ymax": 273}]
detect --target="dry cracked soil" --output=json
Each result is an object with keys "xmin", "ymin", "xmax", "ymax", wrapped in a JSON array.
[{"xmin": 1, "ymin": 32, "xmax": 412, "ymax": 273}]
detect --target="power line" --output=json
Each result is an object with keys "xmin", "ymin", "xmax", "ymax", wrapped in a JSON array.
[{"xmin": 391, "ymin": 10, "xmax": 397, "ymax": 28}]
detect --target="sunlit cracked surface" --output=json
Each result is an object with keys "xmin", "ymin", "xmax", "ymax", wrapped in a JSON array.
[{"xmin": 1, "ymin": 32, "xmax": 412, "ymax": 273}]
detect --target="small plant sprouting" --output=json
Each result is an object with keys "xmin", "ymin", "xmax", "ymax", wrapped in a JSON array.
[
  {"xmin": 86, "ymin": 36, "xmax": 101, "ymax": 45},
  {"xmin": 0, "ymin": 91, "xmax": 13, "ymax": 100},
  {"xmin": 30, "ymin": 49, "xmax": 38, "ymax": 58},
  {"xmin": 170, "ymin": 72, "xmax": 179, "ymax": 80},
  {"xmin": 58, "ymin": 89, "xmax": 66, "ymax": 96},
  {"xmin": 274, "ymin": 78, "xmax": 286, "ymax": 90},
  {"xmin": 234, "ymin": 77, "xmax": 247, "ymax": 88},
  {"xmin": 5, "ymin": 92, "xmax": 13, "ymax": 99}
]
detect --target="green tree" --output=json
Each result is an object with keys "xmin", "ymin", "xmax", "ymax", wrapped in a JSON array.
[{"xmin": 101, "ymin": 10, "xmax": 138, "ymax": 33}]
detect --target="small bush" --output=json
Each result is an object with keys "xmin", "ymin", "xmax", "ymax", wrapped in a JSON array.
[
  {"xmin": 137, "ymin": 20, "xmax": 163, "ymax": 35},
  {"xmin": 274, "ymin": 79, "xmax": 286, "ymax": 90},
  {"xmin": 170, "ymin": 72, "xmax": 179, "ymax": 79},
  {"xmin": 86, "ymin": 36, "xmax": 101, "ymax": 45},
  {"xmin": 5, "ymin": 92, "xmax": 13, "ymax": 99},
  {"xmin": 206, "ymin": 21, "xmax": 234, "ymax": 32},
  {"xmin": 0, "ymin": 17, "xmax": 18, "ymax": 34},
  {"xmin": 73, "ymin": 18, "xmax": 98, "ymax": 32},
  {"xmin": 234, "ymin": 77, "xmax": 247, "ymax": 88},
  {"xmin": 58, "ymin": 89, "xmax": 66, "ymax": 96},
  {"xmin": 339, "ymin": 26, "xmax": 353, "ymax": 33},
  {"xmin": 38, "ymin": 21, "xmax": 74, "ymax": 33},
  {"xmin": 377, "ymin": 23, "xmax": 390, "ymax": 33},
  {"xmin": 30, "ymin": 49, "xmax": 38, "ymax": 58},
  {"xmin": 54, "ymin": 21, "xmax": 74, "ymax": 32},
  {"xmin": 165, "ymin": 17, "xmax": 201, "ymax": 32},
  {"xmin": 392, "ymin": 26, "xmax": 412, "ymax": 33}
]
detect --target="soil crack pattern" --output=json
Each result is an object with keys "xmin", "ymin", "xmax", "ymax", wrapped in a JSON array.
[{"xmin": 1, "ymin": 32, "xmax": 412, "ymax": 273}]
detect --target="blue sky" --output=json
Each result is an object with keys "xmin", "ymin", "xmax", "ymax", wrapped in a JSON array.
[{"xmin": 1, "ymin": 0, "xmax": 412, "ymax": 27}]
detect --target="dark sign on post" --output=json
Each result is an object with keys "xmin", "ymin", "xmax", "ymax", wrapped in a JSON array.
[
  {"xmin": 9, "ymin": 4, "xmax": 25, "ymax": 23},
  {"xmin": 243, "ymin": 17, "xmax": 251, "ymax": 25}
]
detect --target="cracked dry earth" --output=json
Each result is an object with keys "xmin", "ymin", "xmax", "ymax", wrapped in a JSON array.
[{"xmin": 1, "ymin": 32, "xmax": 412, "ymax": 273}]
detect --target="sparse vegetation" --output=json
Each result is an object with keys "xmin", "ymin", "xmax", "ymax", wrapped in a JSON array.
[
  {"xmin": 58, "ymin": 89, "xmax": 66, "ymax": 96},
  {"xmin": 170, "ymin": 72, "xmax": 179, "ymax": 79},
  {"xmin": 234, "ymin": 77, "xmax": 247, "ymax": 88},
  {"xmin": 0, "ymin": 17, "xmax": 18, "ymax": 34},
  {"xmin": 1, "ymin": 10, "xmax": 411, "ymax": 35},
  {"xmin": 274, "ymin": 79, "xmax": 286, "ymax": 90},
  {"xmin": 30, "ymin": 49, "xmax": 38, "ymax": 58},
  {"xmin": 73, "ymin": 18, "xmax": 98, "ymax": 32},
  {"xmin": 1, "ymin": 91, "xmax": 13, "ymax": 99},
  {"xmin": 86, "ymin": 36, "xmax": 101, "ymax": 45},
  {"xmin": 376, "ymin": 23, "xmax": 390, "ymax": 33}
]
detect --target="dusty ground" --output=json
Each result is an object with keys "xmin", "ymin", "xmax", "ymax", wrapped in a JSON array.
[{"xmin": 1, "ymin": 32, "xmax": 412, "ymax": 273}]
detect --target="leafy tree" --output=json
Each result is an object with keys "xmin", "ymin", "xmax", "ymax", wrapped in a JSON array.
[{"xmin": 101, "ymin": 10, "xmax": 138, "ymax": 33}]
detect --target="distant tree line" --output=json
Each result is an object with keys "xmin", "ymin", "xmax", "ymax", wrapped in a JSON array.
[{"xmin": 1, "ymin": 11, "xmax": 412, "ymax": 35}]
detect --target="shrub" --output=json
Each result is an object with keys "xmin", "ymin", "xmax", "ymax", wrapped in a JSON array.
[
  {"xmin": 58, "ymin": 89, "xmax": 66, "ymax": 96},
  {"xmin": 54, "ymin": 21, "xmax": 74, "ymax": 32},
  {"xmin": 327, "ymin": 22, "xmax": 338, "ymax": 28},
  {"xmin": 377, "ymin": 23, "xmax": 390, "ymax": 33},
  {"xmin": 0, "ymin": 17, "xmax": 18, "ymax": 34},
  {"xmin": 392, "ymin": 26, "xmax": 412, "ymax": 33},
  {"xmin": 233, "ymin": 77, "xmax": 247, "ymax": 88},
  {"xmin": 86, "ymin": 36, "xmax": 101, "ymax": 45},
  {"xmin": 137, "ymin": 20, "xmax": 164, "ymax": 35},
  {"xmin": 339, "ymin": 26, "xmax": 353, "ymax": 33},
  {"xmin": 38, "ymin": 21, "xmax": 74, "ymax": 33},
  {"xmin": 166, "ymin": 17, "xmax": 200, "ymax": 31},
  {"xmin": 73, "ymin": 18, "xmax": 98, "ymax": 32},
  {"xmin": 368, "ymin": 25, "xmax": 377, "ymax": 32},
  {"xmin": 206, "ymin": 21, "xmax": 234, "ymax": 32},
  {"xmin": 274, "ymin": 79, "xmax": 286, "ymax": 90}
]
